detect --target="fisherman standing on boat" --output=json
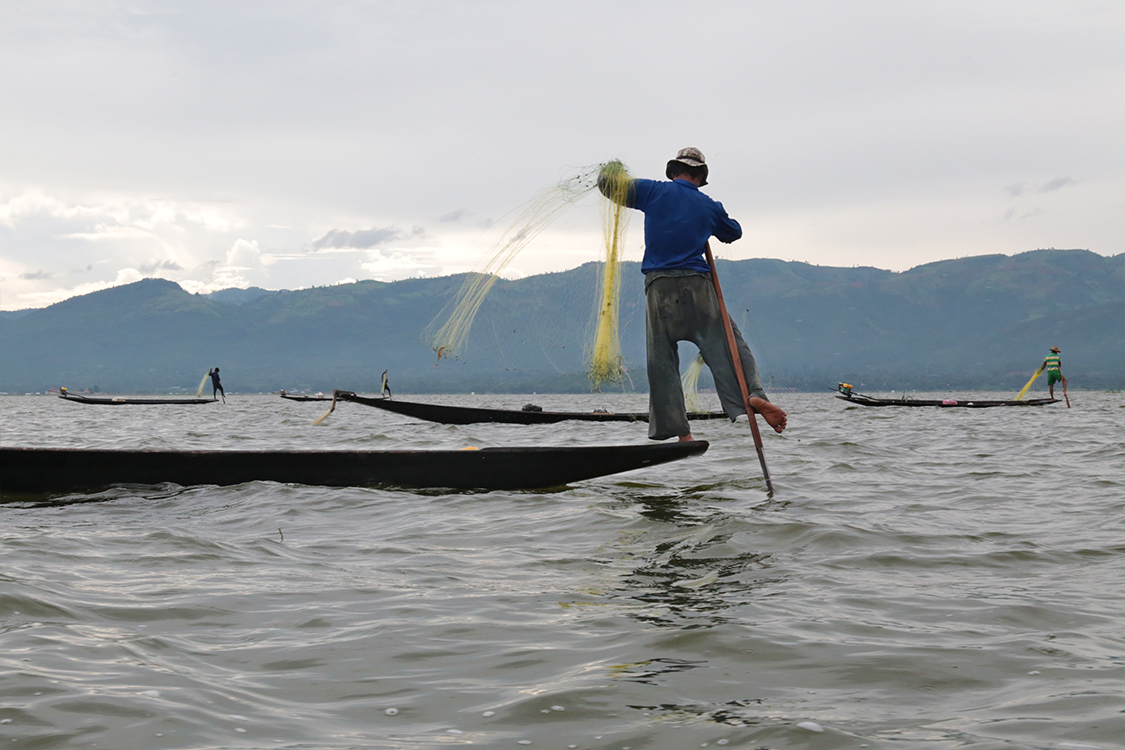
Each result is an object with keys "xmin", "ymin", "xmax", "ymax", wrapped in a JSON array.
[
  {"xmin": 209, "ymin": 367, "xmax": 225, "ymax": 402},
  {"xmin": 598, "ymin": 148, "xmax": 787, "ymax": 442},
  {"xmin": 1044, "ymin": 346, "xmax": 1067, "ymax": 402}
]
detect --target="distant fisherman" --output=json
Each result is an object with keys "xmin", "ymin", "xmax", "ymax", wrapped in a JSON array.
[
  {"xmin": 598, "ymin": 147, "xmax": 787, "ymax": 441},
  {"xmin": 1043, "ymin": 346, "xmax": 1068, "ymax": 405},
  {"xmin": 209, "ymin": 367, "xmax": 225, "ymax": 401}
]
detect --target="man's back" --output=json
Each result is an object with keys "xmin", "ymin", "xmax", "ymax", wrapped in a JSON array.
[{"xmin": 628, "ymin": 178, "xmax": 741, "ymax": 274}]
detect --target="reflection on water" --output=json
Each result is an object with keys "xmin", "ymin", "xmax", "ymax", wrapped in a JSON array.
[
  {"xmin": 628, "ymin": 698, "xmax": 767, "ymax": 727},
  {"xmin": 612, "ymin": 543, "xmax": 778, "ymax": 630},
  {"xmin": 588, "ymin": 488, "xmax": 784, "ymax": 630},
  {"xmin": 4, "ymin": 483, "xmax": 197, "ymax": 509},
  {"xmin": 609, "ymin": 658, "xmax": 705, "ymax": 685}
]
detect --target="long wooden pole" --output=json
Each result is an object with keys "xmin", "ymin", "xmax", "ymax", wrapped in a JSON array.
[{"xmin": 704, "ymin": 242, "xmax": 775, "ymax": 497}]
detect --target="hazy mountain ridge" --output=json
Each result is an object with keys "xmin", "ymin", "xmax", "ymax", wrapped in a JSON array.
[{"xmin": 2, "ymin": 249, "xmax": 1120, "ymax": 393}]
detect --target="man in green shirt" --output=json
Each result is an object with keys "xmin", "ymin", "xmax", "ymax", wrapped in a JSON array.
[{"xmin": 1043, "ymin": 346, "xmax": 1067, "ymax": 402}]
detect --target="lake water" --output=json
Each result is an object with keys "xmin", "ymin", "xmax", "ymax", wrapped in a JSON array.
[{"xmin": 2, "ymin": 391, "xmax": 1123, "ymax": 749}]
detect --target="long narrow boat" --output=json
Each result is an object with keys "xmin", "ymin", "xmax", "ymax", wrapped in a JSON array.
[
  {"xmin": 333, "ymin": 391, "xmax": 729, "ymax": 426},
  {"xmin": 279, "ymin": 392, "xmax": 334, "ymax": 402},
  {"xmin": 0, "ymin": 441, "xmax": 708, "ymax": 496},
  {"xmin": 837, "ymin": 393, "xmax": 1059, "ymax": 408},
  {"xmin": 59, "ymin": 392, "xmax": 216, "ymax": 406}
]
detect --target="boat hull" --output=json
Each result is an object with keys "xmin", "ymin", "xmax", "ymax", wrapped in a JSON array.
[
  {"xmin": 336, "ymin": 392, "xmax": 729, "ymax": 425},
  {"xmin": 60, "ymin": 393, "xmax": 216, "ymax": 405},
  {"xmin": 0, "ymin": 442, "xmax": 709, "ymax": 496},
  {"xmin": 837, "ymin": 394, "xmax": 1060, "ymax": 408}
]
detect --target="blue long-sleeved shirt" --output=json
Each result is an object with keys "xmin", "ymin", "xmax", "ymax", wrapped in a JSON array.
[{"xmin": 621, "ymin": 178, "xmax": 742, "ymax": 274}]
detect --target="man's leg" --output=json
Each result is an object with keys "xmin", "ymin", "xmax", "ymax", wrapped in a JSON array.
[
  {"xmin": 692, "ymin": 283, "xmax": 786, "ymax": 433},
  {"xmin": 645, "ymin": 278, "xmax": 691, "ymax": 440},
  {"xmin": 700, "ymin": 319, "xmax": 766, "ymax": 405}
]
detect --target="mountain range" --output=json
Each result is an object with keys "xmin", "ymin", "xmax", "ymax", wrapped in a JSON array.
[{"xmin": 1, "ymin": 248, "xmax": 1121, "ymax": 394}]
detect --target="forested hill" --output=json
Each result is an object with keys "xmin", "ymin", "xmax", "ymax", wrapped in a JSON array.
[{"xmin": 2, "ymin": 249, "xmax": 1121, "ymax": 393}]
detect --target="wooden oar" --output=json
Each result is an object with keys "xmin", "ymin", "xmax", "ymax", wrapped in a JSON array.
[
  {"xmin": 704, "ymin": 241, "xmax": 775, "ymax": 497},
  {"xmin": 311, "ymin": 390, "xmax": 341, "ymax": 425}
]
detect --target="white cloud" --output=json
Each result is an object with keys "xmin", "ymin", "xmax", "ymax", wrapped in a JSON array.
[
  {"xmin": 63, "ymin": 224, "xmax": 160, "ymax": 242},
  {"xmin": 225, "ymin": 238, "xmax": 263, "ymax": 269},
  {"xmin": 359, "ymin": 246, "xmax": 444, "ymax": 280},
  {"xmin": 0, "ymin": 187, "xmax": 239, "ymax": 235},
  {"xmin": 16, "ymin": 267, "xmax": 145, "ymax": 307},
  {"xmin": 177, "ymin": 238, "xmax": 269, "ymax": 294},
  {"xmin": 312, "ymin": 227, "xmax": 400, "ymax": 250},
  {"xmin": 0, "ymin": 185, "xmax": 265, "ymax": 308},
  {"xmin": 1039, "ymin": 177, "xmax": 1077, "ymax": 193}
]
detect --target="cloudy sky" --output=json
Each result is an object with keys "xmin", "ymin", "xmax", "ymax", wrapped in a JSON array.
[{"xmin": 2, "ymin": 0, "xmax": 1122, "ymax": 310}]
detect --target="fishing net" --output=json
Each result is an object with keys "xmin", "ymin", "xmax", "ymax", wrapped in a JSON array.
[
  {"xmin": 195, "ymin": 371, "xmax": 210, "ymax": 398},
  {"xmin": 680, "ymin": 353, "xmax": 708, "ymax": 413},
  {"xmin": 425, "ymin": 167, "xmax": 598, "ymax": 361},
  {"xmin": 587, "ymin": 160, "xmax": 632, "ymax": 389},
  {"xmin": 425, "ymin": 160, "xmax": 636, "ymax": 390}
]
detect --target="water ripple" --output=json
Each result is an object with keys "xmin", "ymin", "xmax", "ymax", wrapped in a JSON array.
[{"xmin": 2, "ymin": 391, "xmax": 1124, "ymax": 747}]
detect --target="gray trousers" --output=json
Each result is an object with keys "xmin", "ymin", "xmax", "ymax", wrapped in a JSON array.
[{"xmin": 645, "ymin": 272, "xmax": 767, "ymax": 440}]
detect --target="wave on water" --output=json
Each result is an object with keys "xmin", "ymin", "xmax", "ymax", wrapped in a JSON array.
[{"xmin": 2, "ymin": 392, "xmax": 1123, "ymax": 747}]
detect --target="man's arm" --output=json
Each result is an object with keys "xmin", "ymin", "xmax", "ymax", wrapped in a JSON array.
[{"xmin": 712, "ymin": 204, "xmax": 742, "ymax": 244}]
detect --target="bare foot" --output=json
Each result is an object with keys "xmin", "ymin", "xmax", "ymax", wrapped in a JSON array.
[
  {"xmin": 748, "ymin": 397, "xmax": 787, "ymax": 433},
  {"xmin": 678, "ymin": 434, "xmax": 695, "ymax": 442}
]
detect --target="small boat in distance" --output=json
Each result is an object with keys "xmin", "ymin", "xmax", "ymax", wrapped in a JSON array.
[
  {"xmin": 0, "ymin": 441, "xmax": 709, "ymax": 496},
  {"xmin": 279, "ymin": 390, "xmax": 333, "ymax": 402},
  {"xmin": 58, "ymin": 388, "xmax": 215, "ymax": 406},
  {"xmin": 331, "ymin": 391, "xmax": 730, "ymax": 426},
  {"xmin": 834, "ymin": 383, "xmax": 1059, "ymax": 408}
]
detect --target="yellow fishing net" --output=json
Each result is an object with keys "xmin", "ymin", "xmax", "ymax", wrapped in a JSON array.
[
  {"xmin": 196, "ymin": 371, "xmax": 210, "ymax": 398},
  {"xmin": 426, "ymin": 160, "xmax": 635, "ymax": 390},
  {"xmin": 680, "ymin": 353, "xmax": 708, "ymax": 413},
  {"xmin": 587, "ymin": 160, "xmax": 631, "ymax": 389},
  {"xmin": 425, "ymin": 178, "xmax": 589, "ymax": 362}
]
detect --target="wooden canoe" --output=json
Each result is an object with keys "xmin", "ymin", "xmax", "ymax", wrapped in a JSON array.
[
  {"xmin": 0, "ymin": 441, "xmax": 709, "ymax": 496},
  {"xmin": 837, "ymin": 393, "xmax": 1060, "ymax": 408},
  {"xmin": 59, "ymin": 393, "xmax": 216, "ymax": 405},
  {"xmin": 333, "ymin": 391, "xmax": 730, "ymax": 425},
  {"xmin": 279, "ymin": 392, "xmax": 334, "ymax": 402}
]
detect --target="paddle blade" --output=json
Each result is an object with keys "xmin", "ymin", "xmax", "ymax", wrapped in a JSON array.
[
  {"xmin": 1015, "ymin": 365, "xmax": 1045, "ymax": 401},
  {"xmin": 311, "ymin": 391, "xmax": 339, "ymax": 425}
]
